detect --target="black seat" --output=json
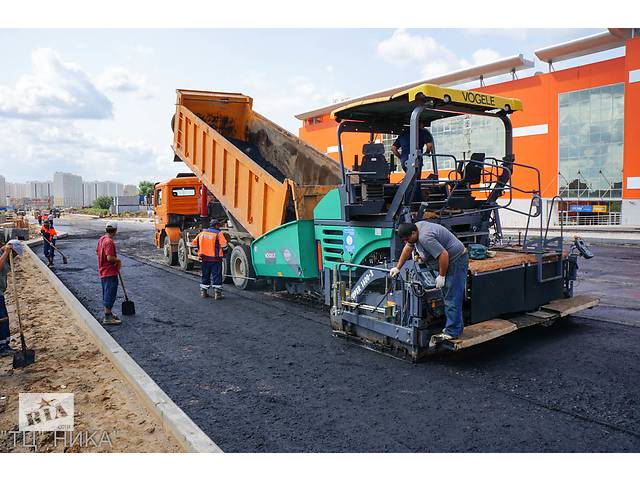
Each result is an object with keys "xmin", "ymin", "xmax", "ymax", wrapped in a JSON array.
[
  {"xmin": 360, "ymin": 143, "xmax": 389, "ymax": 184},
  {"xmin": 447, "ymin": 152, "xmax": 486, "ymax": 209},
  {"xmin": 346, "ymin": 143, "xmax": 389, "ymax": 218},
  {"xmin": 456, "ymin": 152, "xmax": 485, "ymax": 185},
  {"xmin": 359, "ymin": 143, "xmax": 389, "ymax": 202}
]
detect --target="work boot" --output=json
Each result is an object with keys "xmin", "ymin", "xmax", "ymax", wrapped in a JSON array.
[
  {"xmin": 213, "ymin": 288, "xmax": 223, "ymax": 300},
  {"xmin": 200, "ymin": 288, "xmax": 209, "ymax": 298},
  {"xmin": 102, "ymin": 313, "xmax": 122, "ymax": 326},
  {"xmin": 0, "ymin": 342, "xmax": 15, "ymax": 357},
  {"xmin": 438, "ymin": 332, "xmax": 457, "ymax": 341}
]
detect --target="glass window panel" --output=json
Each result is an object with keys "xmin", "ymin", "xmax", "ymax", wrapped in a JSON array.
[{"xmin": 558, "ymin": 83, "xmax": 623, "ymax": 200}]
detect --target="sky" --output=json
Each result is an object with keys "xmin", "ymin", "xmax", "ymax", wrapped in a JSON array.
[{"xmin": 0, "ymin": 27, "xmax": 620, "ymax": 185}]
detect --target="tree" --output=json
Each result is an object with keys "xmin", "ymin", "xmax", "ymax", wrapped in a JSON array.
[
  {"xmin": 138, "ymin": 181, "xmax": 154, "ymax": 197},
  {"xmin": 93, "ymin": 196, "xmax": 113, "ymax": 210}
]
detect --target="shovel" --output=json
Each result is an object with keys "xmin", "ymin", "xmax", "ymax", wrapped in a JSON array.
[
  {"xmin": 118, "ymin": 272, "xmax": 135, "ymax": 316},
  {"xmin": 9, "ymin": 253, "xmax": 35, "ymax": 369},
  {"xmin": 43, "ymin": 237, "xmax": 68, "ymax": 264}
]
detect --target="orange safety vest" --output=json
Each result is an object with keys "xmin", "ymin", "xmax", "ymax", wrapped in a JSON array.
[
  {"xmin": 41, "ymin": 225, "xmax": 57, "ymax": 241},
  {"xmin": 192, "ymin": 229, "xmax": 227, "ymax": 259}
]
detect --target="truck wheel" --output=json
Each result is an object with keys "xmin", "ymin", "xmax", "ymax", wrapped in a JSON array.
[
  {"xmin": 230, "ymin": 245, "xmax": 255, "ymax": 290},
  {"xmin": 178, "ymin": 238, "xmax": 194, "ymax": 271},
  {"xmin": 221, "ymin": 253, "xmax": 232, "ymax": 284},
  {"xmin": 164, "ymin": 235, "xmax": 178, "ymax": 266}
]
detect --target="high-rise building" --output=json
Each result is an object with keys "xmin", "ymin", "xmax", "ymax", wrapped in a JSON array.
[
  {"xmin": 27, "ymin": 180, "xmax": 53, "ymax": 200},
  {"xmin": 53, "ymin": 172, "xmax": 83, "ymax": 208},
  {"xmin": 82, "ymin": 181, "xmax": 99, "ymax": 207},
  {"xmin": 0, "ymin": 175, "xmax": 6, "ymax": 207},
  {"xmin": 6, "ymin": 182, "xmax": 29, "ymax": 200},
  {"xmin": 96, "ymin": 181, "xmax": 124, "ymax": 198}
]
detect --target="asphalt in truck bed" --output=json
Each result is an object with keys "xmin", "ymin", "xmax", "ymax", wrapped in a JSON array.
[{"xmin": 45, "ymin": 218, "xmax": 640, "ymax": 452}]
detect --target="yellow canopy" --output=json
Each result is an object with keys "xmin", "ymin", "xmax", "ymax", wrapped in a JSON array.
[{"xmin": 331, "ymin": 83, "xmax": 523, "ymax": 123}]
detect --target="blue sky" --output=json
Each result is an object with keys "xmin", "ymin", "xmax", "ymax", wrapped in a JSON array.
[{"xmin": 0, "ymin": 28, "xmax": 619, "ymax": 184}]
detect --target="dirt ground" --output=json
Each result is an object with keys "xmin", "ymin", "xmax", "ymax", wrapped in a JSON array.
[{"xmin": 0, "ymin": 251, "xmax": 181, "ymax": 453}]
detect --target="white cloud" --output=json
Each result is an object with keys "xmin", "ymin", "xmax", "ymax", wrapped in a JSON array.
[
  {"xmin": 241, "ymin": 73, "xmax": 345, "ymax": 133},
  {"xmin": 0, "ymin": 119, "xmax": 186, "ymax": 184},
  {"xmin": 376, "ymin": 29, "xmax": 502, "ymax": 78},
  {"xmin": 377, "ymin": 29, "xmax": 447, "ymax": 66},
  {"xmin": 0, "ymin": 48, "xmax": 112, "ymax": 120},
  {"xmin": 471, "ymin": 48, "xmax": 502, "ymax": 65},
  {"xmin": 96, "ymin": 66, "xmax": 157, "ymax": 99},
  {"xmin": 135, "ymin": 44, "xmax": 154, "ymax": 55}
]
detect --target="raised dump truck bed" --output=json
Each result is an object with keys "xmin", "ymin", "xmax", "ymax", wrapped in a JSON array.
[{"xmin": 172, "ymin": 90, "xmax": 341, "ymax": 239}]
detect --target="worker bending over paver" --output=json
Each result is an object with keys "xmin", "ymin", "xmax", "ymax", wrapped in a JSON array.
[
  {"xmin": 192, "ymin": 218, "xmax": 229, "ymax": 300},
  {"xmin": 96, "ymin": 221, "xmax": 122, "ymax": 325},
  {"xmin": 41, "ymin": 219, "xmax": 58, "ymax": 267},
  {"xmin": 390, "ymin": 222, "xmax": 469, "ymax": 340},
  {"xmin": 0, "ymin": 240, "xmax": 23, "ymax": 356}
]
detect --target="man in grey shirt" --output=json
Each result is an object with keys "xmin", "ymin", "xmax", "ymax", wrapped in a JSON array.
[{"xmin": 390, "ymin": 221, "xmax": 469, "ymax": 339}]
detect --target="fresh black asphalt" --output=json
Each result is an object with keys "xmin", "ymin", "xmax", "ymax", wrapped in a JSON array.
[{"xmin": 44, "ymin": 218, "xmax": 640, "ymax": 452}]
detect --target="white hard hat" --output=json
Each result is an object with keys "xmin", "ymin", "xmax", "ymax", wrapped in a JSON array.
[
  {"xmin": 7, "ymin": 239, "xmax": 24, "ymax": 256},
  {"xmin": 105, "ymin": 220, "xmax": 118, "ymax": 230}
]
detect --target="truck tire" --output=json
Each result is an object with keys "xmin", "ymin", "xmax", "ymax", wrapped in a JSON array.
[
  {"xmin": 230, "ymin": 245, "xmax": 255, "ymax": 290},
  {"xmin": 164, "ymin": 235, "xmax": 178, "ymax": 266},
  {"xmin": 178, "ymin": 238, "xmax": 194, "ymax": 271},
  {"xmin": 221, "ymin": 253, "xmax": 231, "ymax": 284}
]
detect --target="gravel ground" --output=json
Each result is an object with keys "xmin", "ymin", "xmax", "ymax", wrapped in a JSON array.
[
  {"xmin": 0, "ymin": 250, "xmax": 180, "ymax": 452},
  {"xmin": 44, "ymin": 217, "xmax": 640, "ymax": 452}
]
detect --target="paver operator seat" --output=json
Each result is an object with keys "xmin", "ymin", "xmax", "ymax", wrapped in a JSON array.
[
  {"xmin": 347, "ymin": 142, "xmax": 391, "ymax": 217},
  {"xmin": 447, "ymin": 152, "xmax": 485, "ymax": 210},
  {"xmin": 360, "ymin": 142, "xmax": 389, "ymax": 201}
]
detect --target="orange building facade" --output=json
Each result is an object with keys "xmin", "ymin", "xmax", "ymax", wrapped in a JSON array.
[{"xmin": 298, "ymin": 36, "xmax": 640, "ymax": 227}]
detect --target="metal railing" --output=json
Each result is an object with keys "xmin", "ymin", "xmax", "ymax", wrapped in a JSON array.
[{"xmin": 557, "ymin": 211, "xmax": 621, "ymax": 226}]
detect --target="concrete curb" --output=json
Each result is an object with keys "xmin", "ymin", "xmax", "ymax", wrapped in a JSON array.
[{"xmin": 23, "ymin": 238, "xmax": 222, "ymax": 453}]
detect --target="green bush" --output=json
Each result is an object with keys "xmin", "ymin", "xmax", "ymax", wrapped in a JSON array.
[
  {"xmin": 78, "ymin": 207, "xmax": 109, "ymax": 217},
  {"xmin": 93, "ymin": 196, "xmax": 113, "ymax": 210}
]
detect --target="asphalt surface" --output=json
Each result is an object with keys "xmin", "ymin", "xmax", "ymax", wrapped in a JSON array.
[{"xmin": 41, "ymin": 216, "xmax": 640, "ymax": 452}]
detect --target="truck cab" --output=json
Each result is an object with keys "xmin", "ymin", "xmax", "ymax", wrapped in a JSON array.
[{"xmin": 153, "ymin": 174, "xmax": 203, "ymax": 266}]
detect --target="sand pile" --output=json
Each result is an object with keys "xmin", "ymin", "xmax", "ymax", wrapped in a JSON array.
[{"xmin": 0, "ymin": 251, "xmax": 180, "ymax": 452}]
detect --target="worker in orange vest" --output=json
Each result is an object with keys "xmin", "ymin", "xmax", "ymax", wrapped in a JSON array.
[
  {"xmin": 192, "ymin": 219, "xmax": 229, "ymax": 300},
  {"xmin": 41, "ymin": 220, "xmax": 58, "ymax": 267}
]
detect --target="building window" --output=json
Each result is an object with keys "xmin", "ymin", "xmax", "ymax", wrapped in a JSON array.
[
  {"xmin": 558, "ymin": 83, "xmax": 624, "ymax": 200},
  {"xmin": 380, "ymin": 134, "xmax": 400, "ymax": 172},
  {"xmin": 430, "ymin": 115, "xmax": 505, "ymax": 172}
]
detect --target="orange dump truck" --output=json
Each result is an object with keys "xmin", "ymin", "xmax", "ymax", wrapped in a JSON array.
[{"xmin": 154, "ymin": 90, "xmax": 341, "ymax": 287}]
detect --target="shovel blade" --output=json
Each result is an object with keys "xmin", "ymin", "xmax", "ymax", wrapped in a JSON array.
[
  {"xmin": 62, "ymin": 257, "xmax": 68, "ymax": 264},
  {"xmin": 122, "ymin": 300, "xmax": 135, "ymax": 316},
  {"xmin": 13, "ymin": 349, "xmax": 35, "ymax": 369}
]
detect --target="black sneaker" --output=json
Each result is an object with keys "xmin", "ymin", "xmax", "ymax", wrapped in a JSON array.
[{"xmin": 200, "ymin": 288, "xmax": 209, "ymax": 298}]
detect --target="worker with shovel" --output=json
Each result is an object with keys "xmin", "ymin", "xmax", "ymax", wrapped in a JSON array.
[
  {"xmin": 96, "ymin": 221, "xmax": 122, "ymax": 325},
  {"xmin": 41, "ymin": 219, "xmax": 58, "ymax": 267},
  {"xmin": 0, "ymin": 240, "xmax": 23, "ymax": 357}
]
